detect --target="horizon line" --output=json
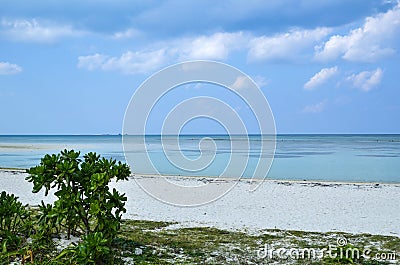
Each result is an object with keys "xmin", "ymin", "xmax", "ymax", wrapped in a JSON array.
[{"xmin": 1, "ymin": 133, "xmax": 400, "ymax": 136}]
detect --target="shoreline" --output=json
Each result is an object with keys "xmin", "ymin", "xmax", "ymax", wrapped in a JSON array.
[
  {"xmin": 131, "ymin": 172, "xmax": 400, "ymax": 186},
  {"xmin": 2, "ymin": 168, "xmax": 400, "ymax": 186},
  {"xmin": 1, "ymin": 169, "xmax": 399, "ymax": 237}
]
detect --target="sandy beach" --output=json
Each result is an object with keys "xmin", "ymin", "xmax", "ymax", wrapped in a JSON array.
[{"xmin": 1, "ymin": 169, "xmax": 399, "ymax": 237}]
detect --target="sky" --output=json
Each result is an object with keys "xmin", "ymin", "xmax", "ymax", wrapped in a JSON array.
[{"xmin": 0, "ymin": 0, "xmax": 399, "ymax": 134}]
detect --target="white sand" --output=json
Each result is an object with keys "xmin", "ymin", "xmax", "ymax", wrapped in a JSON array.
[{"xmin": 1, "ymin": 170, "xmax": 399, "ymax": 236}]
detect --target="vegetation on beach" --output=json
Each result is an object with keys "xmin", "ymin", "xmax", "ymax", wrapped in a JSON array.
[
  {"xmin": 26, "ymin": 150, "xmax": 130, "ymax": 239},
  {"xmin": 0, "ymin": 150, "xmax": 399, "ymax": 264},
  {"xmin": 117, "ymin": 220, "xmax": 399, "ymax": 264},
  {"xmin": 0, "ymin": 191, "xmax": 33, "ymax": 255},
  {"xmin": 1, "ymin": 150, "xmax": 131, "ymax": 264},
  {"xmin": 1, "ymin": 212, "xmax": 399, "ymax": 264}
]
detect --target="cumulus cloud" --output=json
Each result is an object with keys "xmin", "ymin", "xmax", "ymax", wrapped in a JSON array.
[
  {"xmin": 303, "ymin": 100, "xmax": 327, "ymax": 113},
  {"xmin": 248, "ymin": 27, "xmax": 330, "ymax": 61},
  {"xmin": 179, "ymin": 32, "xmax": 246, "ymax": 60},
  {"xmin": 77, "ymin": 53, "xmax": 109, "ymax": 71},
  {"xmin": 315, "ymin": 4, "xmax": 400, "ymax": 62},
  {"xmin": 304, "ymin": 66, "xmax": 338, "ymax": 90},
  {"xmin": 1, "ymin": 18, "xmax": 83, "ymax": 42},
  {"xmin": 78, "ymin": 32, "xmax": 247, "ymax": 74},
  {"xmin": 76, "ymin": 27, "xmax": 339, "ymax": 74},
  {"xmin": 78, "ymin": 49, "xmax": 167, "ymax": 74},
  {"xmin": 0, "ymin": 62, "xmax": 22, "ymax": 75},
  {"xmin": 347, "ymin": 68, "xmax": 383, "ymax": 92}
]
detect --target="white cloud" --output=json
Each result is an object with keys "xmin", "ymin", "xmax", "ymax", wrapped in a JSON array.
[
  {"xmin": 77, "ymin": 54, "xmax": 109, "ymax": 71},
  {"xmin": 1, "ymin": 18, "xmax": 84, "ymax": 42},
  {"xmin": 173, "ymin": 28, "xmax": 331, "ymax": 62},
  {"xmin": 303, "ymin": 100, "xmax": 327, "ymax": 113},
  {"xmin": 248, "ymin": 27, "xmax": 330, "ymax": 61},
  {"xmin": 78, "ymin": 49, "xmax": 167, "ymax": 74},
  {"xmin": 78, "ymin": 32, "xmax": 247, "ymax": 74},
  {"xmin": 179, "ymin": 32, "xmax": 246, "ymax": 60},
  {"xmin": 347, "ymin": 68, "xmax": 383, "ymax": 92},
  {"xmin": 252, "ymin": 75, "xmax": 269, "ymax": 88},
  {"xmin": 231, "ymin": 75, "xmax": 268, "ymax": 91},
  {"xmin": 112, "ymin": 28, "xmax": 140, "ymax": 39},
  {"xmin": 304, "ymin": 66, "xmax": 338, "ymax": 90},
  {"xmin": 0, "ymin": 62, "xmax": 22, "ymax": 75},
  {"xmin": 76, "ymin": 27, "xmax": 338, "ymax": 75},
  {"xmin": 315, "ymin": 4, "xmax": 400, "ymax": 62},
  {"xmin": 77, "ymin": 26, "xmax": 339, "ymax": 75}
]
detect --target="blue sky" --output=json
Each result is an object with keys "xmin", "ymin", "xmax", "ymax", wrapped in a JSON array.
[{"xmin": 0, "ymin": 0, "xmax": 399, "ymax": 134}]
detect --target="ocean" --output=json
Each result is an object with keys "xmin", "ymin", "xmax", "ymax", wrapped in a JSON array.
[{"xmin": 0, "ymin": 134, "xmax": 399, "ymax": 183}]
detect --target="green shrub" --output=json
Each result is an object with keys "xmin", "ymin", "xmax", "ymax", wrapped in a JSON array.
[
  {"xmin": 73, "ymin": 232, "xmax": 111, "ymax": 264},
  {"xmin": 26, "ymin": 149, "xmax": 131, "ymax": 262},
  {"xmin": 0, "ymin": 191, "xmax": 32, "ymax": 252}
]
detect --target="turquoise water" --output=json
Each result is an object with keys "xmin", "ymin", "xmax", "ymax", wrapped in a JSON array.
[{"xmin": 0, "ymin": 135, "xmax": 399, "ymax": 182}]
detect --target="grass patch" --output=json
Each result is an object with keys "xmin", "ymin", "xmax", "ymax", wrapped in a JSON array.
[
  {"xmin": 116, "ymin": 220, "xmax": 400, "ymax": 264},
  {"xmin": 2, "ymin": 218, "xmax": 398, "ymax": 264}
]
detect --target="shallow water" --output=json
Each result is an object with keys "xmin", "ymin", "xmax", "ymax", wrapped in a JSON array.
[{"xmin": 0, "ymin": 134, "xmax": 399, "ymax": 182}]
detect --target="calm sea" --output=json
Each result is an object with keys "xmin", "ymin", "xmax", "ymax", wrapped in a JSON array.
[{"xmin": 0, "ymin": 135, "xmax": 399, "ymax": 183}]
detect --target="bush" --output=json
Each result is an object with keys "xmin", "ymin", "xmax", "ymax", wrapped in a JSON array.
[
  {"xmin": 0, "ymin": 191, "xmax": 32, "ymax": 252},
  {"xmin": 73, "ymin": 232, "xmax": 111, "ymax": 264},
  {"xmin": 26, "ymin": 149, "xmax": 131, "ymax": 262}
]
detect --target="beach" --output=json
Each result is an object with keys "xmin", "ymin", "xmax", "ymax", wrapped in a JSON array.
[{"xmin": 2, "ymin": 169, "xmax": 399, "ymax": 237}]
